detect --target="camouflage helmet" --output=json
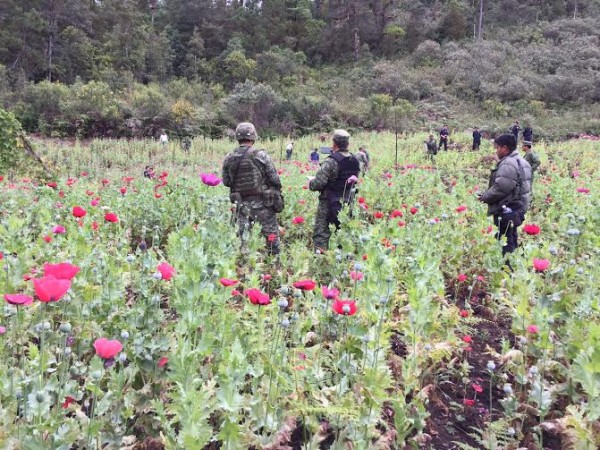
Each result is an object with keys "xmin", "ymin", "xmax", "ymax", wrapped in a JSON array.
[
  {"xmin": 235, "ymin": 122, "xmax": 258, "ymax": 141},
  {"xmin": 332, "ymin": 129, "xmax": 350, "ymax": 146}
]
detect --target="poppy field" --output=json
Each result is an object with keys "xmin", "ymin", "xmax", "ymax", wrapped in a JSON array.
[{"xmin": 0, "ymin": 134, "xmax": 599, "ymax": 449}]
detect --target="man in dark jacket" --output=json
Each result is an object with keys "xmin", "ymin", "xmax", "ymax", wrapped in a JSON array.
[
  {"xmin": 472, "ymin": 128, "xmax": 482, "ymax": 151},
  {"xmin": 523, "ymin": 125, "xmax": 533, "ymax": 143},
  {"xmin": 510, "ymin": 121, "xmax": 520, "ymax": 141},
  {"xmin": 478, "ymin": 134, "xmax": 532, "ymax": 256},
  {"xmin": 438, "ymin": 124, "xmax": 449, "ymax": 151},
  {"xmin": 222, "ymin": 122, "xmax": 283, "ymax": 255},
  {"xmin": 309, "ymin": 129, "xmax": 360, "ymax": 251}
]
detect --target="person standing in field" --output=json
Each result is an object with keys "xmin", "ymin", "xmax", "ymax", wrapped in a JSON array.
[
  {"xmin": 159, "ymin": 131, "xmax": 169, "ymax": 146},
  {"xmin": 472, "ymin": 127, "xmax": 482, "ymax": 151},
  {"xmin": 438, "ymin": 124, "xmax": 449, "ymax": 152},
  {"xmin": 510, "ymin": 121, "xmax": 520, "ymax": 142},
  {"xmin": 310, "ymin": 148, "xmax": 320, "ymax": 165},
  {"xmin": 356, "ymin": 146, "xmax": 370, "ymax": 175},
  {"xmin": 478, "ymin": 134, "xmax": 532, "ymax": 257},
  {"xmin": 222, "ymin": 122, "xmax": 283, "ymax": 255},
  {"xmin": 309, "ymin": 130, "xmax": 360, "ymax": 252},
  {"xmin": 425, "ymin": 135, "xmax": 437, "ymax": 161},
  {"xmin": 285, "ymin": 142, "xmax": 294, "ymax": 161},
  {"xmin": 523, "ymin": 125, "xmax": 533, "ymax": 143},
  {"xmin": 522, "ymin": 141, "xmax": 540, "ymax": 181}
]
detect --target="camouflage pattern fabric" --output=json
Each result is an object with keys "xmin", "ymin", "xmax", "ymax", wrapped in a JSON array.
[
  {"xmin": 235, "ymin": 199, "xmax": 281, "ymax": 255},
  {"xmin": 222, "ymin": 145, "xmax": 282, "ymax": 192},
  {"xmin": 309, "ymin": 151, "xmax": 358, "ymax": 250},
  {"xmin": 356, "ymin": 151, "xmax": 369, "ymax": 174},
  {"xmin": 222, "ymin": 144, "xmax": 282, "ymax": 254}
]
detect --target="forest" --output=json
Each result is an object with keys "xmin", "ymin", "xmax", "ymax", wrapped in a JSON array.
[{"xmin": 1, "ymin": 0, "xmax": 599, "ymax": 138}]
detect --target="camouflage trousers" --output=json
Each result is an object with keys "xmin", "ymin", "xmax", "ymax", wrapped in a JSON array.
[
  {"xmin": 235, "ymin": 199, "xmax": 280, "ymax": 255},
  {"xmin": 313, "ymin": 198, "xmax": 341, "ymax": 251}
]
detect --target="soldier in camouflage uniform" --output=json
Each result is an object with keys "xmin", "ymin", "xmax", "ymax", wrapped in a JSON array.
[
  {"xmin": 355, "ymin": 146, "xmax": 370, "ymax": 175},
  {"xmin": 222, "ymin": 122, "xmax": 282, "ymax": 255},
  {"xmin": 522, "ymin": 141, "xmax": 540, "ymax": 179},
  {"xmin": 309, "ymin": 129, "xmax": 360, "ymax": 251}
]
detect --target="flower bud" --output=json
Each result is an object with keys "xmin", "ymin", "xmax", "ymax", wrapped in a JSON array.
[
  {"xmin": 121, "ymin": 330, "xmax": 130, "ymax": 340},
  {"xmin": 486, "ymin": 360, "xmax": 496, "ymax": 371},
  {"xmin": 91, "ymin": 370, "xmax": 103, "ymax": 380},
  {"xmin": 278, "ymin": 298, "xmax": 288, "ymax": 309}
]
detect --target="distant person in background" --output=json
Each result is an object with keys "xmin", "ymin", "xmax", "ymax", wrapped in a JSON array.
[
  {"xmin": 286, "ymin": 142, "xmax": 294, "ymax": 160},
  {"xmin": 523, "ymin": 125, "xmax": 533, "ymax": 143},
  {"xmin": 425, "ymin": 135, "xmax": 437, "ymax": 161},
  {"xmin": 144, "ymin": 166, "xmax": 155, "ymax": 179},
  {"xmin": 159, "ymin": 131, "xmax": 169, "ymax": 146},
  {"xmin": 356, "ymin": 146, "xmax": 370, "ymax": 174},
  {"xmin": 510, "ymin": 121, "xmax": 520, "ymax": 141},
  {"xmin": 472, "ymin": 127, "xmax": 482, "ymax": 151},
  {"xmin": 439, "ymin": 124, "xmax": 449, "ymax": 151},
  {"xmin": 522, "ymin": 141, "xmax": 540, "ymax": 181},
  {"xmin": 310, "ymin": 148, "xmax": 320, "ymax": 164}
]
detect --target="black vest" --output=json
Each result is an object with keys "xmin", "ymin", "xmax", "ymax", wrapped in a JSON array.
[{"xmin": 325, "ymin": 152, "xmax": 360, "ymax": 195}]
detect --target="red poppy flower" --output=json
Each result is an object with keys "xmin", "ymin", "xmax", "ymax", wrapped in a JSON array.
[
  {"xmin": 457, "ymin": 274, "xmax": 468, "ymax": 282},
  {"xmin": 463, "ymin": 399, "xmax": 475, "ymax": 407},
  {"xmin": 47, "ymin": 181, "xmax": 58, "ymax": 188},
  {"xmin": 374, "ymin": 211, "xmax": 384, "ymax": 219},
  {"xmin": 91, "ymin": 221, "xmax": 99, "ymax": 231},
  {"xmin": 219, "ymin": 278, "xmax": 238, "ymax": 287},
  {"xmin": 120, "ymin": 186, "xmax": 127, "ymax": 194},
  {"xmin": 358, "ymin": 197, "xmax": 365, "ymax": 204},
  {"xmin": 246, "ymin": 288, "xmax": 271, "ymax": 305},
  {"xmin": 158, "ymin": 356, "xmax": 169, "ymax": 368},
  {"xmin": 91, "ymin": 198, "xmax": 100, "ymax": 207},
  {"xmin": 332, "ymin": 299, "xmax": 357, "ymax": 315},
  {"xmin": 157, "ymin": 262, "xmax": 176, "ymax": 280},
  {"xmin": 472, "ymin": 383, "xmax": 483, "ymax": 393},
  {"xmin": 321, "ymin": 286, "xmax": 339, "ymax": 300},
  {"xmin": 104, "ymin": 212, "xmax": 119, "ymax": 223},
  {"xmin": 33, "ymin": 276, "xmax": 71, "ymax": 302},
  {"xmin": 0, "ymin": 251, "xmax": 3, "ymax": 259},
  {"xmin": 154, "ymin": 193, "xmax": 162, "ymax": 198},
  {"xmin": 62, "ymin": 396, "xmax": 75, "ymax": 409},
  {"xmin": 43, "ymin": 235, "xmax": 52, "ymax": 243},
  {"xmin": 231, "ymin": 289, "xmax": 241, "ymax": 296},
  {"xmin": 43, "ymin": 262, "xmax": 80, "ymax": 280},
  {"xmin": 292, "ymin": 216, "xmax": 305, "ymax": 225},
  {"xmin": 58, "ymin": 191, "xmax": 65, "ymax": 198},
  {"xmin": 576, "ymin": 187, "xmax": 590, "ymax": 194},
  {"xmin": 390, "ymin": 209, "xmax": 403, "ymax": 218},
  {"xmin": 462, "ymin": 335, "xmax": 472, "ymax": 344},
  {"xmin": 72, "ymin": 206, "xmax": 87, "ymax": 218},
  {"xmin": 293, "ymin": 279, "xmax": 316, "ymax": 291},
  {"xmin": 523, "ymin": 224, "xmax": 541, "ymax": 235},
  {"xmin": 4, "ymin": 294, "xmax": 34, "ymax": 306},
  {"xmin": 398, "ymin": 221, "xmax": 406, "ymax": 227},
  {"xmin": 267, "ymin": 233, "xmax": 277, "ymax": 243},
  {"xmin": 123, "ymin": 176, "xmax": 134, "ymax": 184},
  {"xmin": 410, "ymin": 207, "xmax": 418, "ymax": 215},
  {"xmin": 459, "ymin": 310, "xmax": 469, "ymax": 318},
  {"xmin": 456, "ymin": 205, "xmax": 467, "ymax": 213},
  {"xmin": 93, "ymin": 338, "xmax": 123, "ymax": 359},
  {"xmin": 533, "ymin": 258, "xmax": 550, "ymax": 272},
  {"xmin": 101, "ymin": 179, "xmax": 110, "ymax": 186},
  {"xmin": 262, "ymin": 274, "xmax": 272, "ymax": 282}
]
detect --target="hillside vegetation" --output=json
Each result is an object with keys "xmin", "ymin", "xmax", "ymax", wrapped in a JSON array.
[{"xmin": 1, "ymin": 0, "xmax": 599, "ymax": 138}]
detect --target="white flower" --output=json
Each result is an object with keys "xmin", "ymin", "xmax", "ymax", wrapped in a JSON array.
[{"xmin": 487, "ymin": 360, "xmax": 496, "ymax": 371}]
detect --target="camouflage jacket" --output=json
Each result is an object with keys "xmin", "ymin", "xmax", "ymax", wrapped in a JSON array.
[
  {"xmin": 222, "ymin": 145, "xmax": 281, "ymax": 192},
  {"xmin": 523, "ymin": 151, "xmax": 541, "ymax": 173}
]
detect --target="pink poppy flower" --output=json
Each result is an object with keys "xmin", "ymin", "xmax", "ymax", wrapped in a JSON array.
[
  {"xmin": 200, "ymin": 173, "xmax": 222, "ymax": 186},
  {"xmin": 533, "ymin": 258, "xmax": 550, "ymax": 272},
  {"xmin": 33, "ymin": 276, "xmax": 71, "ymax": 302},
  {"xmin": 332, "ymin": 299, "xmax": 357, "ymax": 315},
  {"xmin": 52, "ymin": 225, "xmax": 66, "ymax": 234},
  {"xmin": 219, "ymin": 278, "xmax": 238, "ymax": 287},
  {"xmin": 246, "ymin": 288, "xmax": 271, "ymax": 305},
  {"xmin": 321, "ymin": 286, "xmax": 340, "ymax": 300},
  {"xmin": 93, "ymin": 338, "xmax": 123, "ymax": 359},
  {"xmin": 43, "ymin": 262, "xmax": 80, "ymax": 280},
  {"xmin": 292, "ymin": 216, "xmax": 305, "ymax": 225},
  {"xmin": 157, "ymin": 262, "xmax": 176, "ymax": 280},
  {"xmin": 293, "ymin": 279, "xmax": 316, "ymax": 291},
  {"xmin": 4, "ymin": 294, "xmax": 34, "ymax": 306}
]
